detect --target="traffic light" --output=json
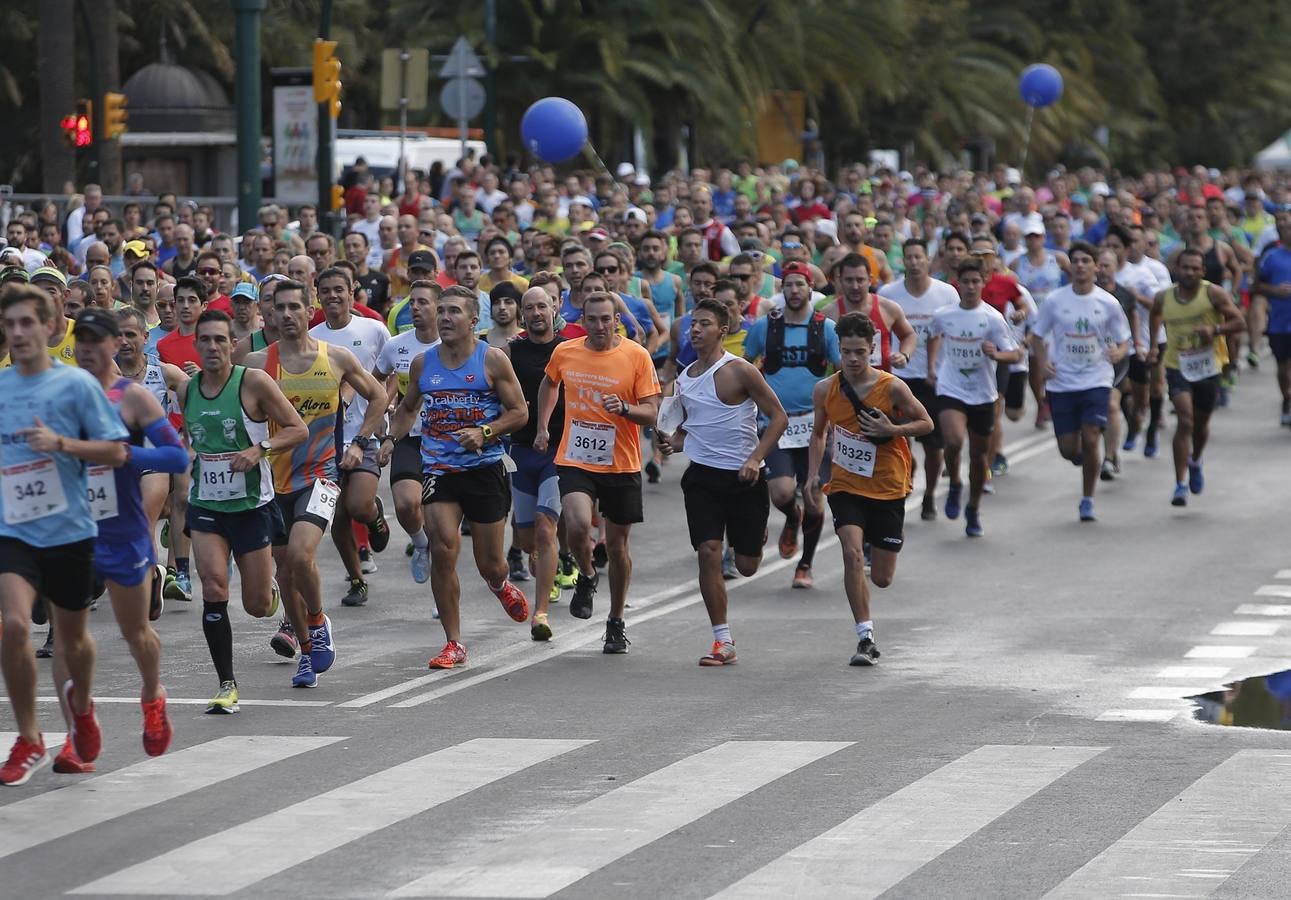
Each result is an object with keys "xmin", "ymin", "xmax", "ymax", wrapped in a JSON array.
[
  {"xmin": 330, "ymin": 185, "xmax": 344, "ymax": 211},
  {"xmin": 103, "ymin": 92, "xmax": 128, "ymax": 139},
  {"xmin": 312, "ymin": 39, "xmax": 341, "ymax": 119},
  {"xmin": 60, "ymin": 99, "xmax": 93, "ymax": 148}
]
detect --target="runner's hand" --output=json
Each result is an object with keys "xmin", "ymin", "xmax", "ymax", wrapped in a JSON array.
[
  {"xmin": 182, "ymin": 362, "xmax": 200, "ymax": 376},
  {"xmin": 533, "ymin": 430, "xmax": 549, "ymax": 453},
  {"xmin": 1043, "ymin": 360, "xmax": 1057, "ymax": 379},
  {"xmin": 454, "ymin": 427, "xmax": 486, "ymax": 452},
  {"xmin": 737, "ymin": 457, "xmax": 760, "ymax": 483},
  {"xmin": 376, "ymin": 438, "xmax": 394, "ymax": 467},
  {"xmin": 19, "ymin": 416, "xmax": 62, "ymax": 453},
  {"xmin": 981, "ymin": 340, "xmax": 998, "ymax": 360},
  {"xmin": 340, "ymin": 442, "xmax": 364, "ymax": 470},
  {"xmin": 657, "ymin": 433, "xmax": 676, "ymax": 456},
  {"xmin": 601, "ymin": 393, "xmax": 626, "ymax": 415},
  {"xmin": 803, "ymin": 477, "xmax": 822, "ymax": 516},
  {"xmin": 856, "ymin": 407, "xmax": 896, "ymax": 440},
  {"xmin": 229, "ymin": 445, "xmax": 263, "ymax": 473},
  {"xmin": 890, "ymin": 351, "xmax": 908, "ymax": 369}
]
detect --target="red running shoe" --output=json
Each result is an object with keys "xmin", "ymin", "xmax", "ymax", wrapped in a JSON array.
[
  {"xmin": 494, "ymin": 581, "xmax": 530, "ymax": 623},
  {"xmin": 0, "ymin": 735, "xmax": 49, "ymax": 786},
  {"xmin": 427, "ymin": 641, "xmax": 467, "ymax": 669},
  {"xmin": 142, "ymin": 690, "xmax": 173, "ymax": 757},
  {"xmin": 699, "ymin": 641, "xmax": 737, "ymax": 667},
  {"xmin": 778, "ymin": 506, "xmax": 801, "ymax": 559},
  {"xmin": 53, "ymin": 736, "xmax": 95, "ymax": 774},
  {"xmin": 63, "ymin": 680, "xmax": 101, "ymax": 763}
]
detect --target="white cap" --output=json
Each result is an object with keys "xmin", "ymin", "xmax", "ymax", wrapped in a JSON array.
[
  {"xmin": 633, "ymin": 172, "xmax": 651, "ymax": 187},
  {"xmin": 624, "ymin": 207, "xmax": 648, "ymax": 224},
  {"xmin": 1005, "ymin": 167, "xmax": 1022, "ymax": 185},
  {"xmin": 569, "ymin": 195, "xmax": 595, "ymax": 209},
  {"xmin": 1023, "ymin": 222, "xmax": 1045, "ymax": 237},
  {"xmin": 814, "ymin": 219, "xmax": 839, "ymax": 243},
  {"xmin": 1090, "ymin": 181, "xmax": 1111, "ymax": 197},
  {"xmin": 615, "ymin": 162, "xmax": 635, "ymax": 178}
]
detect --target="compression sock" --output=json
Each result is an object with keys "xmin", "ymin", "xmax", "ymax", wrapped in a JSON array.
[
  {"xmin": 799, "ymin": 511, "xmax": 825, "ymax": 568},
  {"xmin": 201, "ymin": 602, "xmax": 235, "ymax": 684},
  {"xmin": 1148, "ymin": 395, "xmax": 1164, "ymax": 433}
]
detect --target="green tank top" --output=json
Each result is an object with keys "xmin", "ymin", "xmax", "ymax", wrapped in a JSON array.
[
  {"xmin": 1161, "ymin": 281, "xmax": 1228, "ymax": 377},
  {"xmin": 250, "ymin": 330, "xmax": 269, "ymax": 351},
  {"xmin": 184, "ymin": 365, "xmax": 273, "ymax": 513}
]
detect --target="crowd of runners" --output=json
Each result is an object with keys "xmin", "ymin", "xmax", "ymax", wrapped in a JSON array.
[{"xmin": 0, "ymin": 156, "xmax": 1288, "ymax": 785}]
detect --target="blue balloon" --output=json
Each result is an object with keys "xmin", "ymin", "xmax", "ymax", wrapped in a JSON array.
[
  {"xmin": 1018, "ymin": 64, "xmax": 1063, "ymax": 109},
  {"xmin": 521, "ymin": 97, "xmax": 589, "ymax": 163}
]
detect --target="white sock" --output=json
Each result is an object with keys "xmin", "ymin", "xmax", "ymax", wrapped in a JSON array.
[
  {"xmin": 1081, "ymin": 496, "xmax": 1093, "ymax": 504},
  {"xmin": 488, "ymin": 579, "xmax": 506, "ymax": 593},
  {"xmin": 412, "ymin": 531, "xmax": 429, "ymax": 549},
  {"xmin": 713, "ymin": 624, "xmax": 732, "ymax": 646},
  {"xmin": 855, "ymin": 620, "xmax": 873, "ymax": 640}
]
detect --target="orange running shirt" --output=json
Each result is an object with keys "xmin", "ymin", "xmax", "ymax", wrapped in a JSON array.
[{"xmin": 822, "ymin": 370, "xmax": 912, "ymax": 500}]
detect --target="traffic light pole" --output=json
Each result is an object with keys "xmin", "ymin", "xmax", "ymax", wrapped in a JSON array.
[
  {"xmin": 317, "ymin": 0, "xmax": 337, "ymax": 238},
  {"xmin": 232, "ymin": 0, "xmax": 265, "ymax": 234},
  {"xmin": 74, "ymin": 0, "xmax": 102, "ymax": 179}
]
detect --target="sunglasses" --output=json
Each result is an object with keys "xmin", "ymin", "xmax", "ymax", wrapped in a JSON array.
[
  {"xmin": 596, "ymin": 266, "xmax": 619, "ymax": 274},
  {"xmin": 198, "ymin": 267, "xmax": 221, "ymax": 276}
]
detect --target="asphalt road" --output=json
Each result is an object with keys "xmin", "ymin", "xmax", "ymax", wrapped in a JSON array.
[{"xmin": 3, "ymin": 363, "xmax": 1291, "ymax": 899}]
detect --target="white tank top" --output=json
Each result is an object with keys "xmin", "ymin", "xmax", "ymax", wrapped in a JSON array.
[{"xmin": 675, "ymin": 352, "xmax": 759, "ymax": 471}]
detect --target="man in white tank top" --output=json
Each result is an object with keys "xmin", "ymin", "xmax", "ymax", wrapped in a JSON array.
[{"xmin": 658, "ymin": 298, "xmax": 788, "ymax": 666}]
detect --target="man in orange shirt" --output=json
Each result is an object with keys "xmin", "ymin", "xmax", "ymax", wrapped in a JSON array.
[{"xmin": 534, "ymin": 292, "xmax": 662, "ymax": 654}]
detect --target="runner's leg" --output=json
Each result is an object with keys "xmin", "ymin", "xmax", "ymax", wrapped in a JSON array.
[
  {"xmin": 604, "ymin": 521, "xmax": 633, "ymax": 620},
  {"xmin": 1171, "ymin": 389, "xmax": 1195, "ymax": 486},
  {"xmin": 0, "ymin": 574, "xmax": 41, "ymax": 743},
  {"xmin": 192, "ymin": 530, "xmax": 235, "ymax": 684},
  {"xmin": 107, "ymin": 578, "xmax": 162, "ymax": 701},
  {"xmin": 425, "ymin": 500, "xmax": 466, "ymax": 642}
]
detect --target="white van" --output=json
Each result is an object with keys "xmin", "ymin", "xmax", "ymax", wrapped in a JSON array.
[{"xmin": 334, "ymin": 131, "xmax": 488, "ymax": 180}]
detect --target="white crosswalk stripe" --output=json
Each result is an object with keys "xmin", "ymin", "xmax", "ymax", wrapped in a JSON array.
[
  {"xmin": 390, "ymin": 740, "xmax": 852, "ymax": 899},
  {"xmin": 708, "ymin": 745, "xmax": 1103, "ymax": 900},
  {"xmin": 70, "ymin": 738, "xmax": 591, "ymax": 896},
  {"xmin": 1043, "ymin": 750, "xmax": 1291, "ymax": 898},
  {"xmin": 0, "ymin": 735, "xmax": 338, "ymax": 860}
]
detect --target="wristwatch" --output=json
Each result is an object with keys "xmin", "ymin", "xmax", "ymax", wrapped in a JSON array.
[
  {"xmin": 258, "ymin": 439, "xmax": 272, "ymax": 456},
  {"xmin": 353, "ymin": 435, "xmax": 375, "ymax": 450},
  {"xmin": 480, "ymin": 423, "xmax": 495, "ymax": 443}
]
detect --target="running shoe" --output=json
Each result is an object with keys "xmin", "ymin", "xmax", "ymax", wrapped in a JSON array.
[
  {"xmin": 1171, "ymin": 483, "xmax": 1188, "ymax": 507},
  {"xmin": 359, "ymin": 547, "xmax": 379, "ymax": 575},
  {"xmin": 309, "ymin": 615, "xmax": 336, "ymax": 673},
  {"xmin": 270, "ymin": 618, "xmax": 298, "ymax": 658},
  {"xmin": 944, "ymin": 483, "xmax": 963, "ymax": 520},
  {"xmin": 367, "ymin": 497, "xmax": 391, "ymax": 553},
  {"xmin": 1188, "ymin": 459, "xmax": 1205, "ymax": 495},
  {"xmin": 721, "ymin": 547, "xmax": 739, "ymax": 580},
  {"xmin": 1079, "ymin": 498, "xmax": 1096, "ymax": 522},
  {"xmin": 920, "ymin": 498, "xmax": 936, "ymax": 522},
  {"xmin": 160, "ymin": 520, "xmax": 170, "ymax": 549},
  {"xmin": 460, "ymin": 519, "xmax": 472, "ymax": 537},
  {"xmin": 699, "ymin": 641, "xmax": 737, "ymax": 667},
  {"xmin": 428, "ymin": 640, "xmax": 467, "ymax": 669},
  {"xmin": 410, "ymin": 544, "xmax": 430, "ymax": 584},
  {"xmin": 0, "ymin": 735, "xmax": 49, "ymax": 786},
  {"xmin": 592, "ymin": 540, "xmax": 608, "ymax": 569},
  {"xmin": 570, "ymin": 572, "xmax": 597, "ymax": 619},
  {"xmin": 507, "ymin": 547, "xmax": 531, "ymax": 582},
  {"xmin": 964, "ymin": 506, "xmax": 983, "ymax": 538},
  {"xmin": 404, "ymin": 541, "xmax": 415, "ymax": 557},
  {"xmin": 849, "ymin": 637, "xmax": 881, "ymax": 666},
  {"xmin": 863, "ymin": 542, "xmax": 872, "ymax": 569},
  {"xmin": 1247, "ymin": 350, "xmax": 1260, "ymax": 369},
  {"xmin": 206, "ymin": 680, "xmax": 240, "ymax": 714},
  {"xmin": 341, "ymin": 577, "xmax": 369, "ymax": 607},
  {"xmin": 53, "ymin": 735, "xmax": 95, "ymax": 774},
  {"xmin": 531, "ymin": 613, "xmax": 552, "ymax": 642},
  {"xmin": 777, "ymin": 505, "xmax": 801, "ymax": 559},
  {"xmin": 990, "ymin": 454, "xmax": 1009, "ymax": 476},
  {"xmin": 557, "ymin": 552, "xmax": 579, "ymax": 589},
  {"xmin": 268, "ymin": 577, "xmax": 281, "ymax": 618},
  {"xmin": 644, "ymin": 460, "xmax": 661, "ymax": 484},
  {"xmin": 141, "ymin": 690, "xmax": 172, "ymax": 757},
  {"xmin": 36, "ymin": 631, "xmax": 53, "ymax": 659},
  {"xmin": 1282, "ymin": 411, "xmax": 1291, "ymax": 428},
  {"xmin": 549, "ymin": 582, "xmax": 560, "ymax": 602},
  {"xmin": 1099, "ymin": 459, "xmax": 1116, "ymax": 482},
  {"xmin": 292, "ymin": 654, "xmax": 317, "ymax": 688},
  {"xmin": 792, "ymin": 564, "xmax": 813, "ymax": 589},
  {"xmin": 493, "ymin": 581, "xmax": 530, "ymax": 623},
  {"xmin": 602, "ymin": 617, "xmax": 630, "ymax": 654},
  {"xmin": 31, "ymin": 595, "xmax": 47, "ymax": 626},
  {"xmin": 1218, "ymin": 386, "xmax": 1230, "ymax": 408},
  {"xmin": 148, "ymin": 564, "xmax": 166, "ymax": 622},
  {"xmin": 63, "ymin": 680, "xmax": 101, "ymax": 763},
  {"xmin": 165, "ymin": 569, "xmax": 193, "ymax": 603},
  {"xmin": 1143, "ymin": 429, "xmax": 1159, "ymax": 458},
  {"xmin": 1122, "ymin": 432, "xmax": 1138, "ymax": 452}
]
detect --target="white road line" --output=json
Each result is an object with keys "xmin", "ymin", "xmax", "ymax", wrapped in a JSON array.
[
  {"xmin": 708, "ymin": 745, "xmax": 1103, "ymax": 900},
  {"xmin": 71, "ymin": 738, "xmax": 591, "ymax": 896},
  {"xmin": 1275, "ymin": 570, "xmax": 1291, "ymax": 580},
  {"xmin": 391, "ymin": 740, "xmax": 852, "ymax": 898},
  {"xmin": 1211, "ymin": 621, "xmax": 1281, "ymax": 637},
  {"xmin": 0, "ymin": 736, "xmax": 339, "ymax": 860},
  {"xmin": 1128, "ymin": 687, "xmax": 1200, "ymax": 700},
  {"xmin": 1096, "ymin": 710, "xmax": 1180, "ymax": 723},
  {"xmin": 0, "ymin": 731, "xmax": 65, "ymax": 750},
  {"xmin": 1156, "ymin": 666, "xmax": 1230, "ymax": 679},
  {"xmin": 1185, "ymin": 646, "xmax": 1256, "ymax": 659},
  {"xmin": 0, "ymin": 696, "xmax": 331, "ymax": 707},
  {"xmin": 1234, "ymin": 604, "xmax": 1291, "ymax": 617},
  {"xmin": 1255, "ymin": 585, "xmax": 1291, "ymax": 598},
  {"xmin": 1043, "ymin": 750, "xmax": 1291, "ymax": 898}
]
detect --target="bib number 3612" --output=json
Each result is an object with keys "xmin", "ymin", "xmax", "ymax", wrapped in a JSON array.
[{"xmin": 567, "ymin": 420, "xmax": 615, "ymax": 467}]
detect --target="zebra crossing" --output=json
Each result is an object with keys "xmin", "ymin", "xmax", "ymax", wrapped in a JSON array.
[{"xmin": 2, "ymin": 736, "xmax": 1290, "ymax": 897}]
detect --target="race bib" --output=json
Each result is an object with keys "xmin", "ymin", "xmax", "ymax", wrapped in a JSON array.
[
  {"xmin": 197, "ymin": 452, "xmax": 247, "ymax": 502},
  {"xmin": 870, "ymin": 341, "xmax": 883, "ymax": 367},
  {"xmin": 86, "ymin": 465, "xmax": 118, "ymax": 521},
  {"xmin": 305, "ymin": 478, "xmax": 340, "ymax": 523},
  {"xmin": 1179, "ymin": 347, "xmax": 1219, "ymax": 382},
  {"xmin": 832, "ymin": 426, "xmax": 877, "ymax": 478},
  {"xmin": 778, "ymin": 411, "xmax": 814, "ymax": 449},
  {"xmin": 567, "ymin": 420, "xmax": 615, "ymax": 467},
  {"xmin": 2, "ymin": 458, "xmax": 69, "ymax": 525},
  {"xmin": 1060, "ymin": 334, "xmax": 1099, "ymax": 369},
  {"xmin": 657, "ymin": 395, "xmax": 684, "ymax": 434}
]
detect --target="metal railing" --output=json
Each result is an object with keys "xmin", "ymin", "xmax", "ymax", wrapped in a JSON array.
[{"xmin": 0, "ymin": 192, "xmax": 291, "ymax": 234}]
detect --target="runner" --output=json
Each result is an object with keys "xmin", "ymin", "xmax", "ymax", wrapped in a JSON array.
[
  {"xmin": 805, "ymin": 312, "xmax": 932, "ymax": 666},
  {"xmin": 926, "ymin": 258, "xmax": 1024, "ymax": 537},
  {"xmin": 483, "ymin": 281, "xmax": 522, "ymax": 348},
  {"xmin": 0, "ymin": 286, "xmax": 129, "ymax": 786},
  {"xmin": 1253, "ymin": 209, "xmax": 1291, "ymax": 427},
  {"xmin": 1095, "ymin": 248, "xmax": 1140, "ymax": 479},
  {"xmin": 387, "ymin": 286, "xmax": 531, "ymax": 668},
  {"xmin": 309, "ymin": 266, "xmax": 392, "ymax": 608},
  {"xmin": 534, "ymin": 291, "xmax": 662, "ymax": 653},
  {"xmin": 742, "ymin": 262, "xmax": 841, "ymax": 588},
  {"xmin": 71, "ymin": 309, "xmax": 189, "ymax": 768},
  {"xmin": 183, "ymin": 310, "xmax": 308, "ymax": 713},
  {"xmin": 817, "ymin": 252, "xmax": 917, "ymax": 372},
  {"xmin": 660, "ymin": 298, "xmax": 787, "ymax": 666},
  {"xmin": 245, "ymin": 280, "xmax": 387, "ymax": 687},
  {"xmin": 1148, "ymin": 248, "xmax": 1246, "ymax": 506},
  {"xmin": 374, "ymin": 280, "xmax": 440, "ymax": 587},
  {"xmin": 879, "ymin": 239, "xmax": 959, "ymax": 519},
  {"xmin": 1028, "ymin": 241, "xmax": 1132, "ymax": 522},
  {"xmin": 1107, "ymin": 225, "xmax": 1170, "ymax": 457}
]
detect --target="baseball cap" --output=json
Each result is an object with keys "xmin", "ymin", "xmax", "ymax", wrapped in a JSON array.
[
  {"xmin": 569, "ymin": 195, "xmax": 595, "ymax": 209},
  {"xmin": 73, "ymin": 308, "xmax": 121, "ymax": 339},
  {"xmin": 586, "ymin": 227, "xmax": 611, "ymax": 242},
  {"xmin": 1090, "ymin": 181, "xmax": 1111, "ymax": 197},
  {"xmin": 1070, "ymin": 192, "xmax": 1088, "ymax": 206},
  {"xmin": 231, "ymin": 282, "xmax": 257, "ymax": 302},
  {"xmin": 31, "ymin": 267, "xmax": 68, "ymax": 288},
  {"xmin": 123, "ymin": 239, "xmax": 149, "ymax": 259},
  {"xmin": 633, "ymin": 173, "xmax": 651, "ymax": 187},
  {"xmin": 1005, "ymin": 167, "xmax": 1022, "ymax": 185},
  {"xmin": 615, "ymin": 162, "xmax": 635, "ymax": 178},
  {"xmin": 623, "ymin": 207, "xmax": 648, "ymax": 224},
  {"xmin": 0, "ymin": 266, "xmax": 29, "ymax": 284},
  {"xmin": 814, "ymin": 219, "xmax": 839, "ymax": 242},
  {"xmin": 738, "ymin": 237, "xmax": 766, "ymax": 256},
  {"xmin": 781, "ymin": 261, "xmax": 812, "ymax": 281},
  {"xmin": 1023, "ymin": 222, "xmax": 1045, "ymax": 237},
  {"xmin": 407, "ymin": 249, "xmax": 437, "ymax": 272}
]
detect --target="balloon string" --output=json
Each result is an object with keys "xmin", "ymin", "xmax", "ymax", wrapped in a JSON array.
[
  {"xmin": 1020, "ymin": 106, "xmax": 1036, "ymax": 174},
  {"xmin": 581, "ymin": 143, "xmax": 632, "ymax": 201}
]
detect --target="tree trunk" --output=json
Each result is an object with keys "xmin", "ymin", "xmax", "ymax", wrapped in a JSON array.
[
  {"xmin": 38, "ymin": 0, "xmax": 76, "ymax": 193},
  {"xmin": 92, "ymin": 0, "xmax": 123, "ymax": 194}
]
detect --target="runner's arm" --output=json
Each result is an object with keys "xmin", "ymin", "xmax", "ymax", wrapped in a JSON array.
[
  {"xmin": 616, "ymin": 391, "xmax": 661, "ymax": 428},
  {"xmin": 615, "ymin": 297, "xmax": 646, "ymax": 345},
  {"xmin": 482, "ymin": 346, "xmax": 530, "ymax": 439},
  {"xmin": 121, "ymin": 384, "xmax": 188, "ymax": 473},
  {"xmin": 804, "ymin": 379, "xmax": 830, "ymax": 515},
  {"xmin": 1146, "ymin": 291, "xmax": 1167, "ymax": 363},
  {"xmin": 387, "ymin": 355, "xmax": 424, "ymax": 442},
  {"xmin": 924, "ymin": 334, "xmax": 941, "ymax": 382},
  {"xmin": 642, "ymin": 296, "xmax": 668, "ymax": 355},
  {"xmin": 533, "ymin": 374, "xmax": 559, "ymax": 452},
  {"xmin": 161, "ymin": 362, "xmax": 190, "ymax": 396},
  {"xmin": 886, "ymin": 376, "xmax": 933, "ymax": 438},
  {"xmin": 1206, "ymin": 283, "xmax": 1246, "ymax": 339},
  {"xmin": 740, "ymin": 360, "xmax": 788, "ymax": 472},
  {"xmin": 243, "ymin": 368, "xmax": 308, "ymax": 456},
  {"xmin": 883, "ymin": 299, "xmax": 917, "ymax": 366},
  {"xmin": 19, "ymin": 417, "xmax": 128, "ymax": 467}
]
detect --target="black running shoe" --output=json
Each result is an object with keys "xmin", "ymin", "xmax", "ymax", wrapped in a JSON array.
[
  {"xmin": 31, "ymin": 596, "xmax": 48, "ymax": 627},
  {"xmin": 570, "ymin": 572, "xmax": 598, "ymax": 619},
  {"xmin": 592, "ymin": 541, "xmax": 608, "ymax": 569},
  {"xmin": 507, "ymin": 547, "xmax": 531, "ymax": 582},
  {"xmin": 341, "ymin": 577, "xmax": 369, "ymax": 607},
  {"xmin": 644, "ymin": 461, "xmax": 661, "ymax": 484},
  {"xmin": 367, "ymin": 497, "xmax": 390, "ymax": 553},
  {"xmin": 602, "ymin": 617, "xmax": 630, "ymax": 654},
  {"xmin": 849, "ymin": 637, "xmax": 880, "ymax": 666},
  {"xmin": 36, "ymin": 631, "xmax": 54, "ymax": 659},
  {"xmin": 148, "ymin": 564, "xmax": 165, "ymax": 622}
]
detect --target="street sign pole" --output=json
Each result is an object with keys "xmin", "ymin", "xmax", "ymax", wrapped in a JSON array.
[
  {"xmin": 458, "ymin": 76, "xmax": 468, "ymax": 159},
  {"xmin": 438, "ymin": 37, "xmax": 486, "ymax": 163},
  {"xmin": 398, "ymin": 49, "xmax": 408, "ymax": 194},
  {"xmin": 317, "ymin": 0, "xmax": 336, "ymax": 237}
]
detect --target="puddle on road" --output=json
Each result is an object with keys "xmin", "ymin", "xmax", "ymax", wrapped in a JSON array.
[{"xmin": 1190, "ymin": 669, "xmax": 1291, "ymax": 729}]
